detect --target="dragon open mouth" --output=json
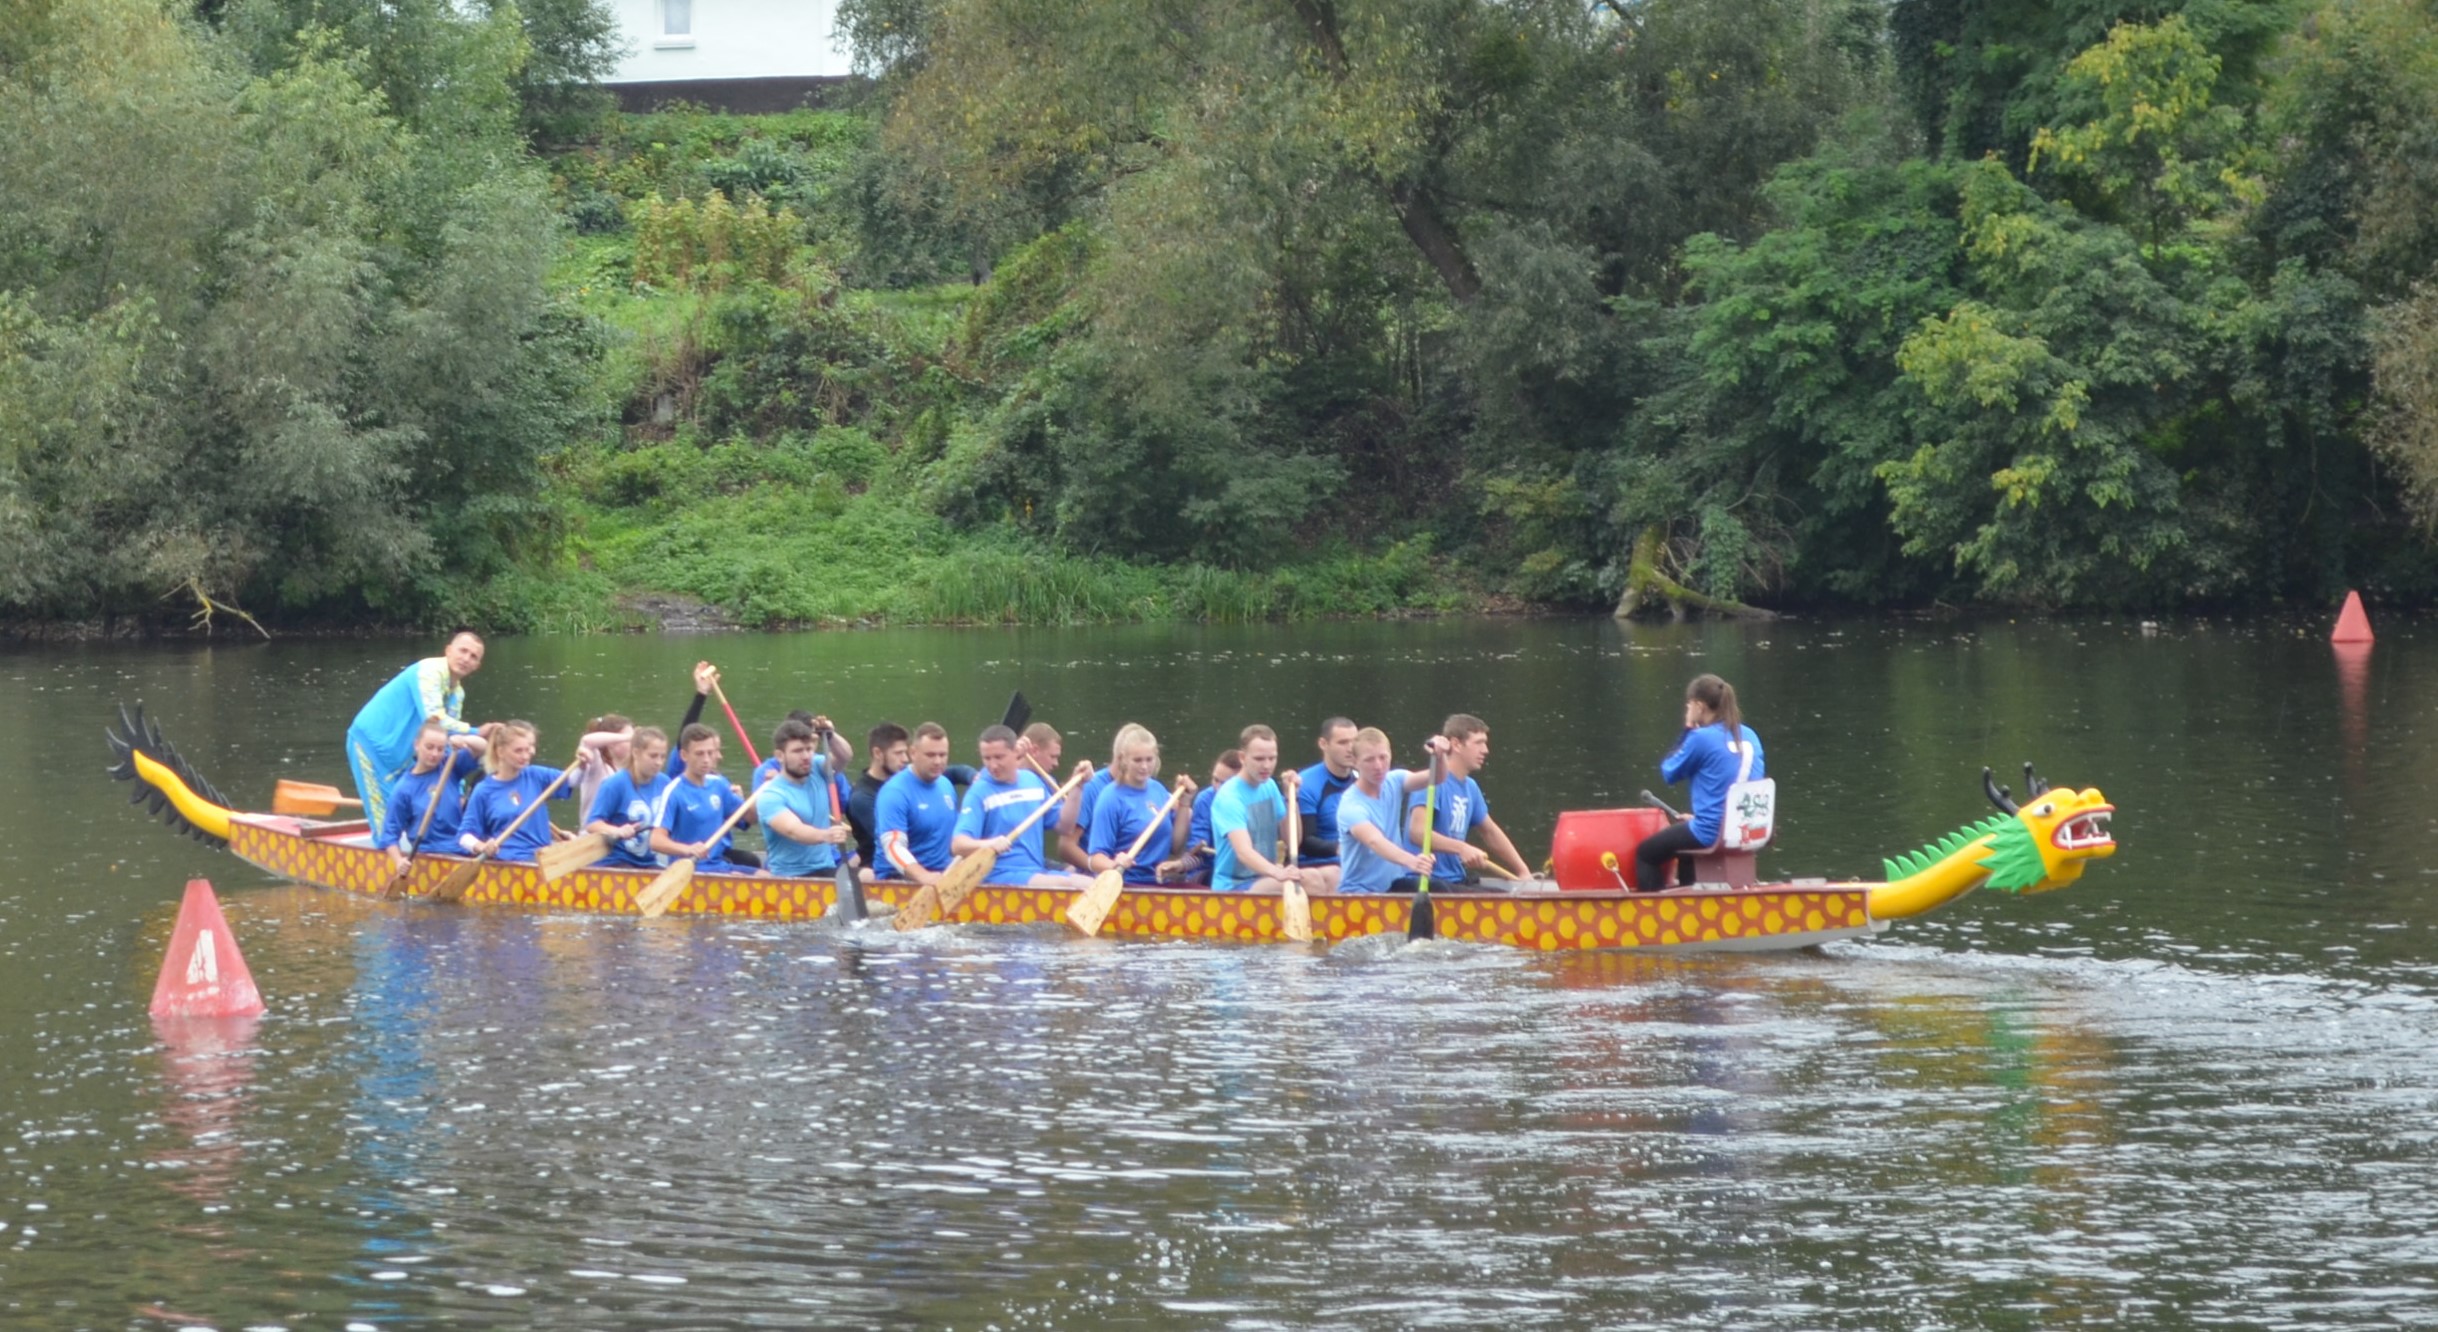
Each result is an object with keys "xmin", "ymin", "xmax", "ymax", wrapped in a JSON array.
[{"xmin": 2052, "ymin": 808, "xmax": 2114, "ymax": 851}]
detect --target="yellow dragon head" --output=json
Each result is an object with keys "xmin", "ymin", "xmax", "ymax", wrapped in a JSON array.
[{"xmin": 1980, "ymin": 764, "xmax": 2115, "ymax": 893}]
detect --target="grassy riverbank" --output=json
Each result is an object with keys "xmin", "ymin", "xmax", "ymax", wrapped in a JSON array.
[{"xmin": 470, "ymin": 107, "xmax": 1484, "ymax": 632}]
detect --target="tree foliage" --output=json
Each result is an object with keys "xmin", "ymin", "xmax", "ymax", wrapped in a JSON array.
[{"xmin": 0, "ymin": 0, "xmax": 597, "ymax": 623}]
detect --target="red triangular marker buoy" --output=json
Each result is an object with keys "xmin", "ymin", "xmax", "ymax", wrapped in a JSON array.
[
  {"xmin": 2332, "ymin": 589, "xmax": 2375, "ymax": 644},
  {"xmin": 150, "ymin": 879, "xmax": 265, "ymax": 1019}
]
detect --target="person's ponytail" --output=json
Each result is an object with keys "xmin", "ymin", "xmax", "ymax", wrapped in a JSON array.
[{"xmin": 1686, "ymin": 674, "xmax": 1743, "ymax": 751}]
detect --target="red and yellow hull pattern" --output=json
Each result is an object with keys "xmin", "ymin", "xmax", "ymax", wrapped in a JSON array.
[{"xmin": 228, "ymin": 815, "xmax": 1884, "ymax": 952}]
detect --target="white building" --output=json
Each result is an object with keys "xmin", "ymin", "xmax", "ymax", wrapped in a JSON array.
[{"xmin": 605, "ymin": 0, "xmax": 856, "ymax": 112}]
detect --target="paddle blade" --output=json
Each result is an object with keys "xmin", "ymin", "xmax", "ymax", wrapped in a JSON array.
[
  {"xmin": 272, "ymin": 779, "xmax": 352, "ymax": 817},
  {"xmin": 1407, "ymin": 890, "xmax": 1437, "ymax": 941},
  {"xmin": 827, "ymin": 861, "xmax": 867, "ymax": 921},
  {"xmin": 636, "ymin": 858, "xmax": 695, "ymax": 918},
  {"xmin": 895, "ymin": 882, "xmax": 943, "ymax": 931},
  {"xmin": 378, "ymin": 856, "xmax": 417, "ymax": 901},
  {"xmin": 430, "ymin": 857, "xmax": 483, "ymax": 904},
  {"xmin": 539, "ymin": 832, "xmax": 612, "ymax": 883},
  {"xmin": 1067, "ymin": 868, "xmax": 1125, "ymax": 936},
  {"xmin": 1280, "ymin": 881, "xmax": 1313, "ymax": 943},
  {"xmin": 1000, "ymin": 691, "xmax": 1032, "ymax": 734},
  {"xmin": 935, "ymin": 848, "xmax": 995, "ymax": 915}
]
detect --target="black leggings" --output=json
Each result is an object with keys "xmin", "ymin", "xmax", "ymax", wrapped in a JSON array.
[{"xmin": 1633, "ymin": 822, "xmax": 1706, "ymax": 892}]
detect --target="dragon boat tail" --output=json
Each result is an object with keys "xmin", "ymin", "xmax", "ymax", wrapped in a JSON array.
[{"xmin": 105, "ymin": 703, "xmax": 2115, "ymax": 953}]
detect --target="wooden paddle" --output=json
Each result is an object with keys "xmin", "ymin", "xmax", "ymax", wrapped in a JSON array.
[
  {"xmin": 274, "ymin": 779, "xmax": 362, "ymax": 817},
  {"xmin": 711, "ymin": 679, "xmax": 762, "ymax": 767},
  {"xmin": 1280, "ymin": 779, "xmax": 1314, "ymax": 943},
  {"xmin": 1409, "ymin": 748, "xmax": 1443, "ymax": 941},
  {"xmin": 379, "ymin": 765, "xmax": 451, "ymax": 900},
  {"xmin": 1066, "ymin": 785, "xmax": 1182, "ymax": 937},
  {"xmin": 827, "ymin": 857, "xmax": 866, "ymax": 921},
  {"xmin": 896, "ymin": 766, "xmax": 1089, "ymax": 931},
  {"xmin": 431, "ymin": 763, "xmax": 577, "ymax": 905},
  {"xmin": 539, "ymin": 831, "xmax": 614, "ymax": 882},
  {"xmin": 817, "ymin": 722, "xmax": 867, "ymax": 920},
  {"xmin": 636, "ymin": 774, "xmax": 779, "ymax": 918}
]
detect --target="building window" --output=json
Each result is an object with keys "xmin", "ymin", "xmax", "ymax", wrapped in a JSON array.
[{"xmin": 658, "ymin": 0, "xmax": 693, "ymax": 45}]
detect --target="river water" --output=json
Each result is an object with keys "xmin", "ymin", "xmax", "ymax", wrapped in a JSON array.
[{"xmin": 4, "ymin": 617, "xmax": 2435, "ymax": 1329}]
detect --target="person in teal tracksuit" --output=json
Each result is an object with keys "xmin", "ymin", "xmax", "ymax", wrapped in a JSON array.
[{"xmin": 346, "ymin": 632, "xmax": 486, "ymax": 831}]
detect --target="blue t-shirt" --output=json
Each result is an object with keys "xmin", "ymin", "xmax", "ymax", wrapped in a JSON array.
[
  {"xmin": 1660, "ymin": 723, "xmax": 1766, "ymax": 846},
  {"xmin": 1187, "ymin": 785, "xmax": 1219, "ymax": 853},
  {"xmin": 956, "ymin": 769, "xmax": 1055, "ymax": 886},
  {"xmin": 460, "ymin": 765, "xmax": 573, "ymax": 864},
  {"xmin": 1072, "ymin": 768, "xmax": 1115, "ymax": 836},
  {"xmin": 586, "ymin": 768, "xmax": 671, "ymax": 868},
  {"xmin": 757, "ymin": 761, "xmax": 840, "ymax": 878},
  {"xmin": 656, "ymin": 774, "xmax": 745, "ymax": 868},
  {"xmin": 1335, "ymin": 770, "xmax": 1418, "ymax": 894},
  {"xmin": 1210, "ymin": 776, "xmax": 1285, "ymax": 892},
  {"xmin": 1405, "ymin": 774, "xmax": 1488, "ymax": 883},
  {"xmin": 875, "ymin": 767, "xmax": 959, "ymax": 879},
  {"xmin": 378, "ymin": 749, "xmax": 483, "ymax": 854},
  {"xmin": 1087, "ymin": 780, "xmax": 1175, "ymax": 886},
  {"xmin": 1294, "ymin": 762, "xmax": 1359, "ymax": 866}
]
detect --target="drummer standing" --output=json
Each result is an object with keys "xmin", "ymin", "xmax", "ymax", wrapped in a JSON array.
[{"xmin": 345, "ymin": 632, "xmax": 486, "ymax": 831}]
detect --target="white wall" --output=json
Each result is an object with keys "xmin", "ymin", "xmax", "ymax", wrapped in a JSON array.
[{"xmin": 607, "ymin": 0, "xmax": 851, "ymax": 84}]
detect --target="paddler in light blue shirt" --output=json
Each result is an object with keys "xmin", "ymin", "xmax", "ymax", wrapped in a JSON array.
[
  {"xmin": 1333, "ymin": 728, "xmax": 1438, "ymax": 893},
  {"xmin": 346, "ymin": 631, "xmax": 486, "ymax": 830}
]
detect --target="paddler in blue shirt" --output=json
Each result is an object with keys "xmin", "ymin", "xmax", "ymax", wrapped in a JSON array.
[
  {"xmin": 1086, "ymin": 724, "xmax": 1195, "ymax": 886},
  {"xmin": 1024, "ymin": 722, "xmax": 1097, "ymax": 871},
  {"xmin": 1634, "ymin": 674, "xmax": 1766, "ymax": 891},
  {"xmin": 585, "ymin": 726, "xmax": 674, "ymax": 869},
  {"xmin": 346, "ymin": 631, "xmax": 486, "ymax": 831},
  {"xmin": 1294, "ymin": 716, "xmax": 1359, "ymax": 866},
  {"xmin": 455, "ymin": 720, "xmax": 574, "ymax": 864},
  {"xmin": 752, "ymin": 709, "xmax": 854, "ymax": 796},
  {"xmin": 1210, "ymin": 725, "xmax": 1328, "ymax": 893},
  {"xmin": 377, "ymin": 718, "xmax": 490, "ymax": 871},
  {"xmin": 875, "ymin": 723, "xmax": 961, "ymax": 886},
  {"xmin": 1156, "ymin": 748, "xmax": 1239, "ymax": 885},
  {"xmin": 651, "ymin": 724, "xmax": 756, "ymax": 873},
  {"xmin": 758, "ymin": 718, "xmax": 856, "ymax": 879},
  {"xmin": 1403, "ymin": 713, "xmax": 1531, "ymax": 888},
  {"xmin": 955, "ymin": 726, "xmax": 1096, "ymax": 888},
  {"xmin": 1333, "ymin": 728, "xmax": 1436, "ymax": 893}
]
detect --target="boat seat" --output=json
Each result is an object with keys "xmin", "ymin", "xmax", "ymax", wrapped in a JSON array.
[{"xmin": 1681, "ymin": 842, "xmax": 1763, "ymax": 889}]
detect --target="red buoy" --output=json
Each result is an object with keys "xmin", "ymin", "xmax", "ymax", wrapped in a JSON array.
[
  {"xmin": 2332, "ymin": 590, "xmax": 2375, "ymax": 644},
  {"xmin": 149, "ymin": 879, "xmax": 265, "ymax": 1019}
]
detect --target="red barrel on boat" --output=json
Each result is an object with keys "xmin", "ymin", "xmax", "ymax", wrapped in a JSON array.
[{"xmin": 1550, "ymin": 808, "xmax": 1669, "ymax": 891}]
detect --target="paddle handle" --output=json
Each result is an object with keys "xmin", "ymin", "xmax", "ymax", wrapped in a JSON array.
[
  {"xmin": 818, "ymin": 725, "xmax": 846, "ymax": 822},
  {"xmin": 405, "ymin": 763, "xmax": 448, "ymax": 849},
  {"xmin": 1022, "ymin": 753, "xmax": 1093, "ymax": 835},
  {"xmin": 1003, "ymin": 765, "xmax": 1091, "ymax": 843},
  {"xmin": 1122, "ymin": 787, "xmax": 1184, "ymax": 860},
  {"xmin": 692, "ymin": 774, "xmax": 781, "ymax": 854},
  {"xmin": 1285, "ymin": 785, "xmax": 1300, "ymax": 868},
  {"xmin": 712, "ymin": 680, "xmax": 762, "ymax": 768},
  {"xmin": 470, "ymin": 763, "xmax": 576, "ymax": 863}
]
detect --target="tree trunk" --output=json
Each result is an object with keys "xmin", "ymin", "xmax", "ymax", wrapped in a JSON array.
[
  {"xmin": 1612, "ymin": 526, "xmax": 1776, "ymax": 620},
  {"xmin": 1287, "ymin": 0, "xmax": 1481, "ymax": 304}
]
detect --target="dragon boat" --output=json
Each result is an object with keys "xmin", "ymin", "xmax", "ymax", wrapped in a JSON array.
[{"xmin": 106, "ymin": 704, "xmax": 2116, "ymax": 952}]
